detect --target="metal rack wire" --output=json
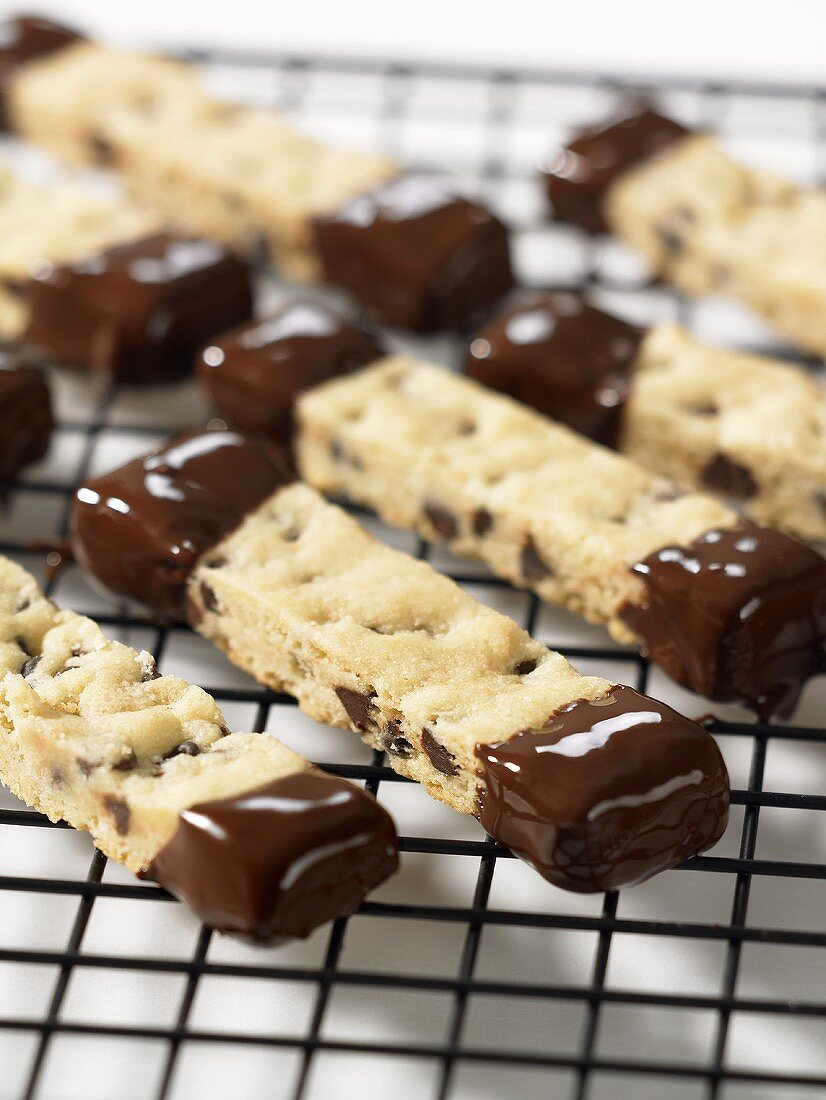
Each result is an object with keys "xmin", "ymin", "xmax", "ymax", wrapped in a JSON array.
[{"xmin": 0, "ymin": 43, "xmax": 825, "ymax": 1100}]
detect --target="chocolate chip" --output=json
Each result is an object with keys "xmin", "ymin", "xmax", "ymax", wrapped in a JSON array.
[
  {"xmin": 104, "ymin": 795, "xmax": 131, "ymax": 836},
  {"xmin": 472, "ymin": 508, "xmax": 493, "ymax": 536},
  {"xmin": 112, "ymin": 749, "xmax": 138, "ymax": 772},
  {"xmin": 89, "ymin": 130, "xmax": 114, "ymax": 165},
  {"xmin": 703, "ymin": 453, "xmax": 758, "ymax": 499},
  {"xmin": 52, "ymin": 768, "xmax": 64, "ymax": 786},
  {"xmin": 658, "ymin": 225, "xmax": 684, "ymax": 256},
  {"xmin": 165, "ymin": 740, "xmax": 201, "ymax": 759},
  {"xmin": 15, "ymin": 598, "xmax": 31, "ymax": 613},
  {"xmin": 21, "ymin": 655, "xmax": 40, "ymax": 677},
  {"xmin": 219, "ymin": 724, "xmax": 231, "ymax": 738},
  {"xmin": 424, "ymin": 502, "xmax": 458, "ymax": 540},
  {"xmin": 141, "ymin": 657, "xmax": 161, "ymax": 682},
  {"xmin": 335, "ymin": 686, "xmax": 378, "ymax": 730},
  {"xmin": 76, "ymin": 757, "xmax": 94, "ymax": 777},
  {"xmin": 200, "ymin": 581, "xmax": 220, "ymax": 614},
  {"xmin": 383, "ymin": 720, "xmax": 413, "ymax": 757},
  {"xmin": 515, "ymin": 658, "xmax": 538, "ymax": 675},
  {"xmin": 15, "ymin": 636, "xmax": 31, "ymax": 657},
  {"xmin": 520, "ymin": 535, "xmax": 552, "ymax": 581},
  {"xmin": 421, "ymin": 727, "xmax": 458, "ymax": 776}
]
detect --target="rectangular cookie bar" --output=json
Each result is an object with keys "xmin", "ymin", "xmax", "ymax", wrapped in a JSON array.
[
  {"xmin": 10, "ymin": 39, "xmax": 513, "ymax": 329},
  {"xmin": 0, "ymin": 357, "xmax": 53, "ymax": 482},
  {"xmin": 465, "ymin": 292, "xmax": 826, "ymax": 543},
  {"xmin": 296, "ymin": 358, "xmax": 826, "ymax": 718},
  {"xmin": 0, "ymin": 165, "xmax": 160, "ymax": 340},
  {"xmin": 0, "ymin": 554, "xmax": 397, "ymax": 942},
  {"xmin": 69, "ymin": 429, "xmax": 730, "ymax": 893},
  {"xmin": 543, "ymin": 100, "xmax": 826, "ymax": 356}
]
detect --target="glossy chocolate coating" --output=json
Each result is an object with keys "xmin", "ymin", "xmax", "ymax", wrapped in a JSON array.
[
  {"xmin": 476, "ymin": 685, "xmax": 729, "ymax": 892},
  {"xmin": 71, "ymin": 429, "xmax": 290, "ymax": 620},
  {"xmin": 0, "ymin": 15, "xmax": 82, "ymax": 129},
  {"xmin": 314, "ymin": 174, "xmax": 514, "ymax": 331},
  {"xmin": 25, "ymin": 234, "xmax": 254, "ymax": 385},
  {"xmin": 147, "ymin": 770, "xmax": 399, "ymax": 942},
  {"xmin": 544, "ymin": 102, "xmax": 689, "ymax": 233},
  {"xmin": 465, "ymin": 292, "xmax": 644, "ymax": 446},
  {"xmin": 198, "ymin": 300, "xmax": 384, "ymax": 443},
  {"xmin": 0, "ymin": 358, "xmax": 52, "ymax": 482},
  {"xmin": 622, "ymin": 524, "xmax": 826, "ymax": 718}
]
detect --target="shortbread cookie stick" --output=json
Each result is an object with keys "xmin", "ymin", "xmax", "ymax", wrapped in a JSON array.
[
  {"xmin": 0, "ymin": 555, "xmax": 397, "ymax": 941},
  {"xmin": 70, "ymin": 429, "xmax": 729, "ymax": 893},
  {"xmin": 9, "ymin": 39, "xmax": 513, "ymax": 330},
  {"xmin": 296, "ymin": 359, "xmax": 826, "ymax": 718},
  {"xmin": 466, "ymin": 293, "xmax": 826, "ymax": 543},
  {"xmin": 543, "ymin": 100, "xmax": 826, "ymax": 357},
  {"xmin": 0, "ymin": 165, "xmax": 160, "ymax": 340},
  {"xmin": 0, "ymin": 358, "xmax": 52, "ymax": 483}
]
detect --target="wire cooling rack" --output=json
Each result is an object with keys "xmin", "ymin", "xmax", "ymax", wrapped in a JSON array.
[{"xmin": 0, "ymin": 43, "xmax": 825, "ymax": 1100}]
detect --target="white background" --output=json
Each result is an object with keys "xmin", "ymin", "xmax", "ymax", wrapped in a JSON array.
[{"xmin": 5, "ymin": 0, "xmax": 826, "ymax": 84}]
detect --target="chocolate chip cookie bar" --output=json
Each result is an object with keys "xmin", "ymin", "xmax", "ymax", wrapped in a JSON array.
[
  {"xmin": 10, "ymin": 37, "xmax": 514, "ymax": 329},
  {"xmin": 0, "ymin": 554, "xmax": 398, "ymax": 941},
  {"xmin": 69, "ymin": 429, "xmax": 730, "ymax": 892},
  {"xmin": 0, "ymin": 166, "xmax": 160, "ymax": 340},
  {"xmin": 543, "ymin": 100, "xmax": 826, "ymax": 356},
  {"xmin": 0, "ymin": 358, "xmax": 52, "ymax": 483},
  {"xmin": 25, "ymin": 232, "xmax": 254, "ymax": 384},
  {"xmin": 466, "ymin": 293, "xmax": 826, "ymax": 544},
  {"xmin": 297, "ymin": 359, "xmax": 826, "ymax": 718}
]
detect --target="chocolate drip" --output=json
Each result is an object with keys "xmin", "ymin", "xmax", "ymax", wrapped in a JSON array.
[
  {"xmin": 0, "ymin": 16, "xmax": 82, "ymax": 130},
  {"xmin": 314, "ymin": 173, "xmax": 514, "ymax": 331},
  {"xmin": 475, "ymin": 685, "xmax": 729, "ymax": 892},
  {"xmin": 0, "ymin": 360, "xmax": 53, "ymax": 483},
  {"xmin": 198, "ymin": 300, "xmax": 383, "ymax": 446},
  {"xmin": 71, "ymin": 429, "xmax": 291, "ymax": 620},
  {"xmin": 466, "ymin": 292, "xmax": 644, "ymax": 447},
  {"xmin": 543, "ymin": 102, "xmax": 690, "ymax": 233},
  {"xmin": 146, "ymin": 770, "xmax": 398, "ymax": 943},
  {"xmin": 622, "ymin": 523, "xmax": 826, "ymax": 718},
  {"xmin": 25, "ymin": 233, "xmax": 253, "ymax": 385}
]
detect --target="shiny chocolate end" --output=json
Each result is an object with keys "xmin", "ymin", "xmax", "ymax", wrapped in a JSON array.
[
  {"xmin": 622, "ymin": 524, "xmax": 826, "ymax": 718},
  {"xmin": 0, "ymin": 358, "xmax": 52, "ymax": 482},
  {"xmin": 25, "ymin": 233, "xmax": 253, "ymax": 384},
  {"xmin": 197, "ymin": 299, "xmax": 384, "ymax": 444},
  {"xmin": 314, "ymin": 173, "xmax": 514, "ymax": 331},
  {"xmin": 465, "ymin": 292, "xmax": 644, "ymax": 446},
  {"xmin": 543, "ymin": 101, "xmax": 689, "ymax": 233},
  {"xmin": 475, "ymin": 686, "xmax": 729, "ymax": 892},
  {"xmin": 70, "ymin": 429, "xmax": 291, "ymax": 620},
  {"xmin": 146, "ymin": 771, "xmax": 399, "ymax": 942}
]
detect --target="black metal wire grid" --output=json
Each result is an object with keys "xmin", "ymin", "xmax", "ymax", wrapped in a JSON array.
[{"xmin": 0, "ymin": 44, "xmax": 824, "ymax": 1100}]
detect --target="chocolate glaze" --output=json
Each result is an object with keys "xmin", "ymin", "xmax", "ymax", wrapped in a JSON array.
[
  {"xmin": 146, "ymin": 770, "xmax": 398, "ymax": 942},
  {"xmin": 198, "ymin": 300, "xmax": 384, "ymax": 444},
  {"xmin": 543, "ymin": 102, "xmax": 690, "ymax": 234},
  {"xmin": 25, "ymin": 234, "xmax": 253, "ymax": 385},
  {"xmin": 475, "ymin": 685, "xmax": 729, "ymax": 892},
  {"xmin": 622, "ymin": 523, "xmax": 826, "ymax": 718},
  {"xmin": 0, "ymin": 15, "xmax": 82, "ymax": 130},
  {"xmin": 71, "ymin": 429, "xmax": 291, "ymax": 620},
  {"xmin": 466, "ymin": 292, "xmax": 644, "ymax": 446},
  {"xmin": 0, "ymin": 359, "xmax": 53, "ymax": 482},
  {"xmin": 314, "ymin": 173, "xmax": 514, "ymax": 331}
]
